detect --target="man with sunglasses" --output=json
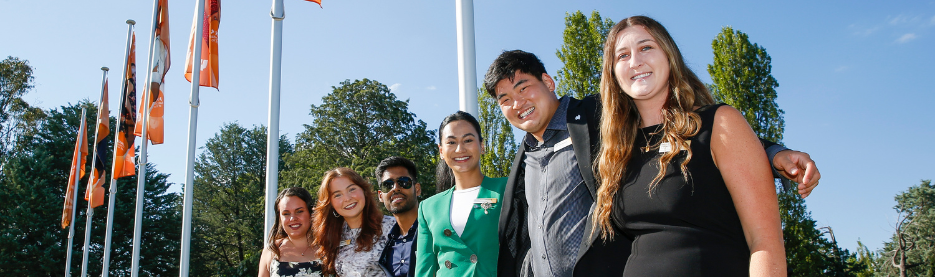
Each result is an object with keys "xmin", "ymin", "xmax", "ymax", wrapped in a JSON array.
[{"xmin": 375, "ymin": 156, "xmax": 422, "ymax": 277}]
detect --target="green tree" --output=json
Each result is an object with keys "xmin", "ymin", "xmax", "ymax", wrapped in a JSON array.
[
  {"xmin": 707, "ymin": 27, "xmax": 784, "ymax": 143},
  {"xmin": 0, "ymin": 56, "xmax": 46, "ymax": 165},
  {"xmin": 477, "ymin": 88, "xmax": 517, "ymax": 178},
  {"xmin": 554, "ymin": 10, "xmax": 613, "ymax": 99},
  {"xmin": 190, "ymin": 123, "xmax": 291, "ymax": 277},
  {"xmin": 708, "ymin": 27, "xmax": 857, "ymax": 276},
  {"xmin": 875, "ymin": 180, "xmax": 935, "ymax": 277},
  {"xmin": 282, "ymin": 79, "xmax": 438, "ymax": 197},
  {"xmin": 0, "ymin": 102, "xmax": 180, "ymax": 277}
]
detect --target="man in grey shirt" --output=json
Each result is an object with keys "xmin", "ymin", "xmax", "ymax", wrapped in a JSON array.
[{"xmin": 485, "ymin": 50, "xmax": 821, "ymax": 276}]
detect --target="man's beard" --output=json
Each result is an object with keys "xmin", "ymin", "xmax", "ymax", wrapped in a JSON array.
[{"xmin": 388, "ymin": 193, "xmax": 417, "ymax": 214}]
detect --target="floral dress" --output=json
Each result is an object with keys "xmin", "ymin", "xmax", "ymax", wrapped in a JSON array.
[
  {"xmin": 335, "ymin": 215, "xmax": 396, "ymax": 277},
  {"xmin": 271, "ymin": 259, "xmax": 324, "ymax": 277}
]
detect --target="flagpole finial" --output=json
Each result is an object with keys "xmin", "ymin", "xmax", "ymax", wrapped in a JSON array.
[
  {"xmin": 127, "ymin": 19, "xmax": 136, "ymax": 25},
  {"xmin": 101, "ymin": 67, "xmax": 109, "ymax": 72}
]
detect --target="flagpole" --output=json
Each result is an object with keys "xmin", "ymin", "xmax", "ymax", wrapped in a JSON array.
[
  {"xmin": 129, "ymin": 0, "xmax": 161, "ymax": 275},
  {"xmin": 264, "ymin": 0, "xmax": 285, "ymax": 248},
  {"xmin": 456, "ymin": 0, "xmax": 478, "ymax": 116},
  {"xmin": 79, "ymin": 67, "xmax": 108, "ymax": 277},
  {"xmin": 64, "ymin": 108, "xmax": 87, "ymax": 277},
  {"xmin": 179, "ymin": 0, "xmax": 206, "ymax": 275},
  {"xmin": 101, "ymin": 20, "xmax": 135, "ymax": 277}
]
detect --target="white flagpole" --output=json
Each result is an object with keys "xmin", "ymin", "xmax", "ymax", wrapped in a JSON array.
[
  {"xmin": 130, "ymin": 0, "xmax": 161, "ymax": 274},
  {"xmin": 264, "ymin": 0, "xmax": 284, "ymax": 248},
  {"xmin": 456, "ymin": 0, "xmax": 478, "ymax": 116},
  {"xmin": 64, "ymin": 108, "xmax": 88, "ymax": 277},
  {"xmin": 101, "ymin": 19, "xmax": 135, "ymax": 277},
  {"xmin": 79, "ymin": 67, "xmax": 108, "ymax": 277},
  {"xmin": 179, "ymin": 0, "xmax": 206, "ymax": 275}
]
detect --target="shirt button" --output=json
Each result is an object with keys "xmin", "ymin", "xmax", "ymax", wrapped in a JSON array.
[
  {"xmin": 445, "ymin": 260, "xmax": 452, "ymax": 269},
  {"xmin": 470, "ymin": 254, "xmax": 478, "ymax": 263},
  {"xmin": 444, "ymin": 229, "xmax": 452, "ymax": 236},
  {"xmin": 541, "ymin": 254, "xmax": 546, "ymax": 259},
  {"xmin": 401, "ymin": 259, "xmax": 405, "ymax": 263}
]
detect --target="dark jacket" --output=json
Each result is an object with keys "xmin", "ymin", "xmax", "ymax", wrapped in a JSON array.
[{"xmin": 497, "ymin": 95, "xmax": 631, "ymax": 276}]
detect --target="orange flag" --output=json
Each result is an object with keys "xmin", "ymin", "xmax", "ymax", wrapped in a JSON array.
[
  {"xmin": 86, "ymin": 79, "xmax": 110, "ymax": 208},
  {"xmin": 305, "ymin": 0, "xmax": 322, "ymax": 8},
  {"xmin": 184, "ymin": 0, "xmax": 220, "ymax": 88},
  {"xmin": 113, "ymin": 33, "xmax": 138, "ymax": 179},
  {"xmin": 62, "ymin": 114, "xmax": 88, "ymax": 229},
  {"xmin": 136, "ymin": 0, "xmax": 170, "ymax": 144}
]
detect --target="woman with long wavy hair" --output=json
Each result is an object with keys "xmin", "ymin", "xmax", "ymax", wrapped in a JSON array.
[
  {"xmin": 259, "ymin": 187, "xmax": 323, "ymax": 277},
  {"xmin": 313, "ymin": 167, "xmax": 395, "ymax": 276},
  {"xmin": 593, "ymin": 16, "xmax": 785, "ymax": 276}
]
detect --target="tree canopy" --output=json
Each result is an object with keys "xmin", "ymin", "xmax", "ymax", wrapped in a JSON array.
[
  {"xmin": 554, "ymin": 10, "xmax": 613, "ymax": 99},
  {"xmin": 282, "ymin": 78, "xmax": 438, "ymax": 198}
]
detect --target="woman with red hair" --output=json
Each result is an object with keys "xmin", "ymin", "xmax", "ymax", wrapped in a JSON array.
[{"xmin": 313, "ymin": 167, "xmax": 395, "ymax": 276}]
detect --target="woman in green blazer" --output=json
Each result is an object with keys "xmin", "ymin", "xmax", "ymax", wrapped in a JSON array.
[{"xmin": 416, "ymin": 111, "xmax": 506, "ymax": 277}]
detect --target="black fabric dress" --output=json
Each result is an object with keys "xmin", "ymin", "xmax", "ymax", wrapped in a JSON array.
[{"xmin": 612, "ymin": 104, "xmax": 750, "ymax": 277}]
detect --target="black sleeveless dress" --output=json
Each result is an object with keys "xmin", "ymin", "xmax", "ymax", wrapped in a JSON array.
[{"xmin": 612, "ymin": 104, "xmax": 750, "ymax": 276}]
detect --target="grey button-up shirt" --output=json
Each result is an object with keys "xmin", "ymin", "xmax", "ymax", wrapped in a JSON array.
[{"xmin": 523, "ymin": 96, "xmax": 591, "ymax": 277}]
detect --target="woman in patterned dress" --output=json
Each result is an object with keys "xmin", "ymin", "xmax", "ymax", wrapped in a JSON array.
[
  {"xmin": 314, "ymin": 167, "xmax": 396, "ymax": 276},
  {"xmin": 259, "ymin": 187, "xmax": 324, "ymax": 277}
]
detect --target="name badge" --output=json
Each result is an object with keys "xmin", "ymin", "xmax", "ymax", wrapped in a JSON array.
[
  {"xmin": 474, "ymin": 198, "xmax": 498, "ymax": 214},
  {"xmin": 554, "ymin": 137, "xmax": 572, "ymax": 151},
  {"xmin": 659, "ymin": 141, "xmax": 690, "ymax": 153}
]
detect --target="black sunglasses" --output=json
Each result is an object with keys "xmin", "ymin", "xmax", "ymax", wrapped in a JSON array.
[{"xmin": 380, "ymin": 176, "xmax": 413, "ymax": 191}]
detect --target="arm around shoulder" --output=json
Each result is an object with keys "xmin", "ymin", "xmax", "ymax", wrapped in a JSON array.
[{"xmin": 710, "ymin": 106, "xmax": 786, "ymax": 277}]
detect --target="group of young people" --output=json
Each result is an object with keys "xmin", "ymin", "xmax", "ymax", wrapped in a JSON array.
[{"xmin": 257, "ymin": 16, "xmax": 822, "ymax": 277}]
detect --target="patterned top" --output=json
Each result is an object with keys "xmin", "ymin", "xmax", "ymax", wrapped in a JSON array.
[
  {"xmin": 271, "ymin": 259, "xmax": 324, "ymax": 277},
  {"xmin": 336, "ymin": 215, "xmax": 396, "ymax": 277}
]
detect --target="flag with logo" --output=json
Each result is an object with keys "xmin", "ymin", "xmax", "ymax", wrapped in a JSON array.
[
  {"xmin": 135, "ymin": 0, "xmax": 170, "ymax": 144},
  {"xmin": 62, "ymin": 114, "xmax": 88, "ymax": 229},
  {"xmin": 184, "ymin": 0, "xmax": 220, "ymax": 88},
  {"xmin": 113, "ymin": 33, "xmax": 138, "ymax": 178},
  {"xmin": 86, "ymin": 79, "xmax": 110, "ymax": 208}
]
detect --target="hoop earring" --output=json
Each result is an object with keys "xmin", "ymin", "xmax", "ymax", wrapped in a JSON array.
[{"xmin": 333, "ymin": 210, "xmax": 340, "ymax": 218}]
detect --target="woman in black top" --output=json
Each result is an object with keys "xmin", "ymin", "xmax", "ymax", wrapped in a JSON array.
[{"xmin": 592, "ymin": 16, "xmax": 786, "ymax": 276}]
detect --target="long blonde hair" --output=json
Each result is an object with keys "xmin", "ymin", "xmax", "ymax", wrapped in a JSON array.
[{"xmin": 593, "ymin": 16, "xmax": 715, "ymax": 239}]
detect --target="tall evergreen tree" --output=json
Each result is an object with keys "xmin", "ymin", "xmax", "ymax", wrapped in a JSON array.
[
  {"xmin": 477, "ymin": 88, "xmax": 517, "ymax": 178},
  {"xmin": 708, "ymin": 27, "xmax": 857, "ymax": 276},
  {"xmin": 707, "ymin": 27, "xmax": 784, "ymax": 143},
  {"xmin": 554, "ymin": 10, "xmax": 613, "ymax": 99},
  {"xmin": 282, "ymin": 79, "xmax": 438, "ymax": 197},
  {"xmin": 190, "ymin": 123, "xmax": 291, "ymax": 277},
  {"xmin": 0, "ymin": 103, "xmax": 180, "ymax": 277}
]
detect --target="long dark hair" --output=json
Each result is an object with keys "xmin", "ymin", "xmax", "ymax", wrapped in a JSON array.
[
  {"xmin": 312, "ymin": 167, "xmax": 384, "ymax": 276},
  {"xmin": 435, "ymin": 111, "xmax": 483, "ymax": 192},
  {"xmin": 265, "ymin": 187, "xmax": 315, "ymax": 260}
]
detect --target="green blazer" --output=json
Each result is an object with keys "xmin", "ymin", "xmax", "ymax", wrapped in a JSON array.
[{"xmin": 416, "ymin": 176, "xmax": 507, "ymax": 277}]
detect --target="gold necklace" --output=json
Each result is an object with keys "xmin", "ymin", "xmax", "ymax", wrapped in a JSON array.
[
  {"xmin": 640, "ymin": 123, "xmax": 653, "ymax": 153},
  {"xmin": 291, "ymin": 238, "xmax": 311, "ymax": 256}
]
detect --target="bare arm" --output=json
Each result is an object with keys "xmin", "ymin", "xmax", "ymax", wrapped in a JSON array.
[
  {"xmin": 258, "ymin": 247, "xmax": 272, "ymax": 277},
  {"xmin": 711, "ymin": 106, "xmax": 786, "ymax": 276}
]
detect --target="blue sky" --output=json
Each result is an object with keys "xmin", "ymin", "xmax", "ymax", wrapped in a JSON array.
[{"xmin": 2, "ymin": 0, "xmax": 933, "ymax": 254}]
